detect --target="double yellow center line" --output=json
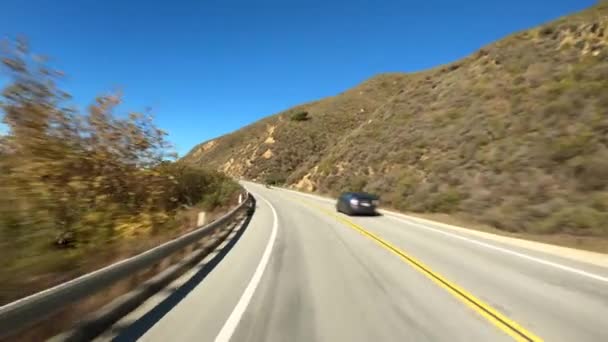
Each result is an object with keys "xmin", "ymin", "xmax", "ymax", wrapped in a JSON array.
[{"xmin": 296, "ymin": 198, "xmax": 543, "ymax": 342}]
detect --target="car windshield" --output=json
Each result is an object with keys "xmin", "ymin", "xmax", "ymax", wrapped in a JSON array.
[
  {"xmin": 2, "ymin": 1, "xmax": 606, "ymax": 341},
  {"xmin": 350, "ymin": 193, "xmax": 378, "ymax": 200}
]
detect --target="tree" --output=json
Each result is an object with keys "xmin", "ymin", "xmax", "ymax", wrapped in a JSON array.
[{"xmin": 0, "ymin": 38, "xmax": 177, "ymax": 246}]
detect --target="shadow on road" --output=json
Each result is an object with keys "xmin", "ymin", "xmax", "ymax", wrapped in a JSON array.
[
  {"xmin": 344, "ymin": 211, "xmax": 383, "ymax": 217},
  {"xmin": 109, "ymin": 197, "xmax": 257, "ymax": 342}
]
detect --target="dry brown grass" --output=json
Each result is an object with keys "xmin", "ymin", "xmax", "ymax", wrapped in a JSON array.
[{"xmin": 184, "ymin": 3, "xmax": 608, "ymax": 238}]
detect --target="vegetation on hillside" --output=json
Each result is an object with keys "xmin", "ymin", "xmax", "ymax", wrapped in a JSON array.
[
  {"xmin": 184, "ymin": 73, "xmax": 409, "ymax": 183},
  {"xmin": 0, "ymin": 39, "xmax": 239, "ymax": 304},
  {"xmin": 185, "ymin": 3, "xmax": 608, "ymax": 238},
  {"xmin": 290, "ymin": 111, "xmax": 310, "ymax": 121}
]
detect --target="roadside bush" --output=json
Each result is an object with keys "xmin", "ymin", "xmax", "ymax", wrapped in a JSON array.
[
  {"xmin": 264, "ymin": 172, "xmax": 287, "ymax": 185},
  {"xmin": 460, "ymin": 186, "xmax": 495, "ymax": 215},
  {"xmin": 479, "ymin": 198, "xmax": 530, "ymax": 232},
  {"xmin": 0, "ymin": 40, "xmax": 239, "ymax": 269},
  {"xmin": 549, "ymin": 128, "xmax": 595, "ymax": 162},
  {"xmin": 408, "ymin": 183, "xmax": 437, "ymax": 212},
  {"xmin": 590, "ymin": 192, "xmax": 608, "ymax": 211},
  {"xmin": 346, "ymin": 175, "xmax": 368, "ymax": 192},
  {"xmin": 428, "ymin": 188, "xmax": 463, "ymax": 213},
  {"xmin": 159, "ymin": 162, "xmax": 240, "ymax": 210},
  {"xmin": 570, "ymin": 149, "xmax": 608, "ymax": 191},
  {"xmin": 0, "ymin": 40, "xmax": 243, "ymax": 306},
  {"xmin": 538, "ymin": 206, "xmax": 608, "ymax": 235}
]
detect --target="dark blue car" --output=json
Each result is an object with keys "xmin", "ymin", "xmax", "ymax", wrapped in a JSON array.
[{"xmin": 336, "ymin": 192, "xmax": 380, "ymax": 216}]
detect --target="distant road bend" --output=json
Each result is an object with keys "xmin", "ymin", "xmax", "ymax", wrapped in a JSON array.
[{"xmin": 102, "ymin": 182, "xmax": 608, "ymax": 342}]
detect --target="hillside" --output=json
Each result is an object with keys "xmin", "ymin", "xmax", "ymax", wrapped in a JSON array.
[{"xmin": 184, "ymin": 2, "xmax": 608, "ymax": 237}]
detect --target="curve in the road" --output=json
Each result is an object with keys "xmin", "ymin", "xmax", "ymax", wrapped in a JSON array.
[
  {"xmin": 286, "ymin": 187, "xmax": 608, "ymax": 283},
  {"xmin": 215, "ymin": 194, "xmax": 279, "ymax": 342},
  {"xmin": 295, "ymin": 197, "xmax": 543, "ymax": 342},
  {"xmin": 104, "ymin": 183, "xmax": 607, "ymax": 342}
]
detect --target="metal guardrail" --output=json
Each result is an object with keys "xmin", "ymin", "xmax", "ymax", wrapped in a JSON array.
[{"xmin": 0, "ymin": 191, "xmax": 252, "ymax": 338}]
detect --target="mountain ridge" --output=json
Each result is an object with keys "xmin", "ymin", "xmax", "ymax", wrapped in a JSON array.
[{"xmin": 184, "ymin": 2, "xmax": 608, "ymax": 236}]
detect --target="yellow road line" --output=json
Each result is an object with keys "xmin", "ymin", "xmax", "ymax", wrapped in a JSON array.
[{"xmin": 295, "ymin": 198, "xmax": 543, "ymax": 342}]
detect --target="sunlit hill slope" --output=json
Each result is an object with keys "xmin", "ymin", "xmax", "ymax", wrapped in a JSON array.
[{"xmin": 184, "ymin": 3, "xmax": 608, "ymax": 236}]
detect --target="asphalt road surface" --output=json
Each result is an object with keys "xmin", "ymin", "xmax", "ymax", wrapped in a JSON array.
[{"xmin": 104, "ymin": 182, "xmax": 608, "ymax": 342}]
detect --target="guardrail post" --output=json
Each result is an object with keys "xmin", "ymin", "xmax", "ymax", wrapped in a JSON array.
[{"xmin": 197, "ymin": 212, "xmax": 207, "ymax": 227}]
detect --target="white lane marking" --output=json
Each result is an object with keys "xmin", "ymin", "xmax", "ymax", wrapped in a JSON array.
[
  {"xmin": 271, "ymin": 184, "xmax": 608, "ymax": 283},
  {"xmin": 214, "ymin": 193, "xmax": 279, "ymax": 342},
  {"xmin": 386, "ymin": 215, "xmax": 608, "ymax": 283}
]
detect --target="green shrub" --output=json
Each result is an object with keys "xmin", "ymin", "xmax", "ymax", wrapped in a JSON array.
[
  {"xmin": 481, "ymin": 208, "xmax": 519, "ymax": 232},
  {"xmin": 545, "ymin": 79, "xmax": 575, "ymax": 99},
  {"xmin": 513, "ymin": 75, "xmax": 526, "ymax": 86},
  {"xmin": 570, "ymin": 149, "xmax": 608, "ymax": 190},
  {"xmin": 290, "ymin": 111, "xmax": 310, "ymax": 121},
  {"xmin": 549, "ymin": 128, "xmax": 594, "ymax": 162},
  {"xmin": 538, "ymin": 206, "xmax": 608, "ymax": 235},
  {"xmin": 346, "ymin": 175, "xmax": 368, "ymax": 192},
  {"xmin": 264, "ymin": 172, "xmax": 287, "ymax": 185},
  {"xmin": 407, "ymin": 183, "xmax": 463, "ymax": 213},
  {"xmin": 159, "ymin": 163, "xmax": 239, "ymax": 209},
  {"xmin": 428, "ymin": 188, "xmax": 462, "ymax": 213},
  {"xmin": 395, "ymin": 170, "xmax": 421, "ymax": 197},
  {"xmin": 539, "ymin": 26, "xmax": 555, "ymax": 37},
  {"xmin": 446, "ymin": 110, "xmax": 462, "ymax": 120},
  {"xmin": 479, "ymin": 198, "xmax": 530, "ymax": 232},
  {"xmin": 590, "ymin": 192, "xmax": 608, "ymax": 211},
  {"xmin": 317, "ymin": 159, "xmax": 335, "ymax": 175}
]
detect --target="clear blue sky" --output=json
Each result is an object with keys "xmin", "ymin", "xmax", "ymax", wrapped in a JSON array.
[{"xmin": 0, "ymin": 0, "xmax": 597, "ymax": 155}]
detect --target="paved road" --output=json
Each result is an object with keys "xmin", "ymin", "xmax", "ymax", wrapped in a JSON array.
[{"xmin": 106, "ymin": 182, "xmax": 608, "ymax": 342}]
